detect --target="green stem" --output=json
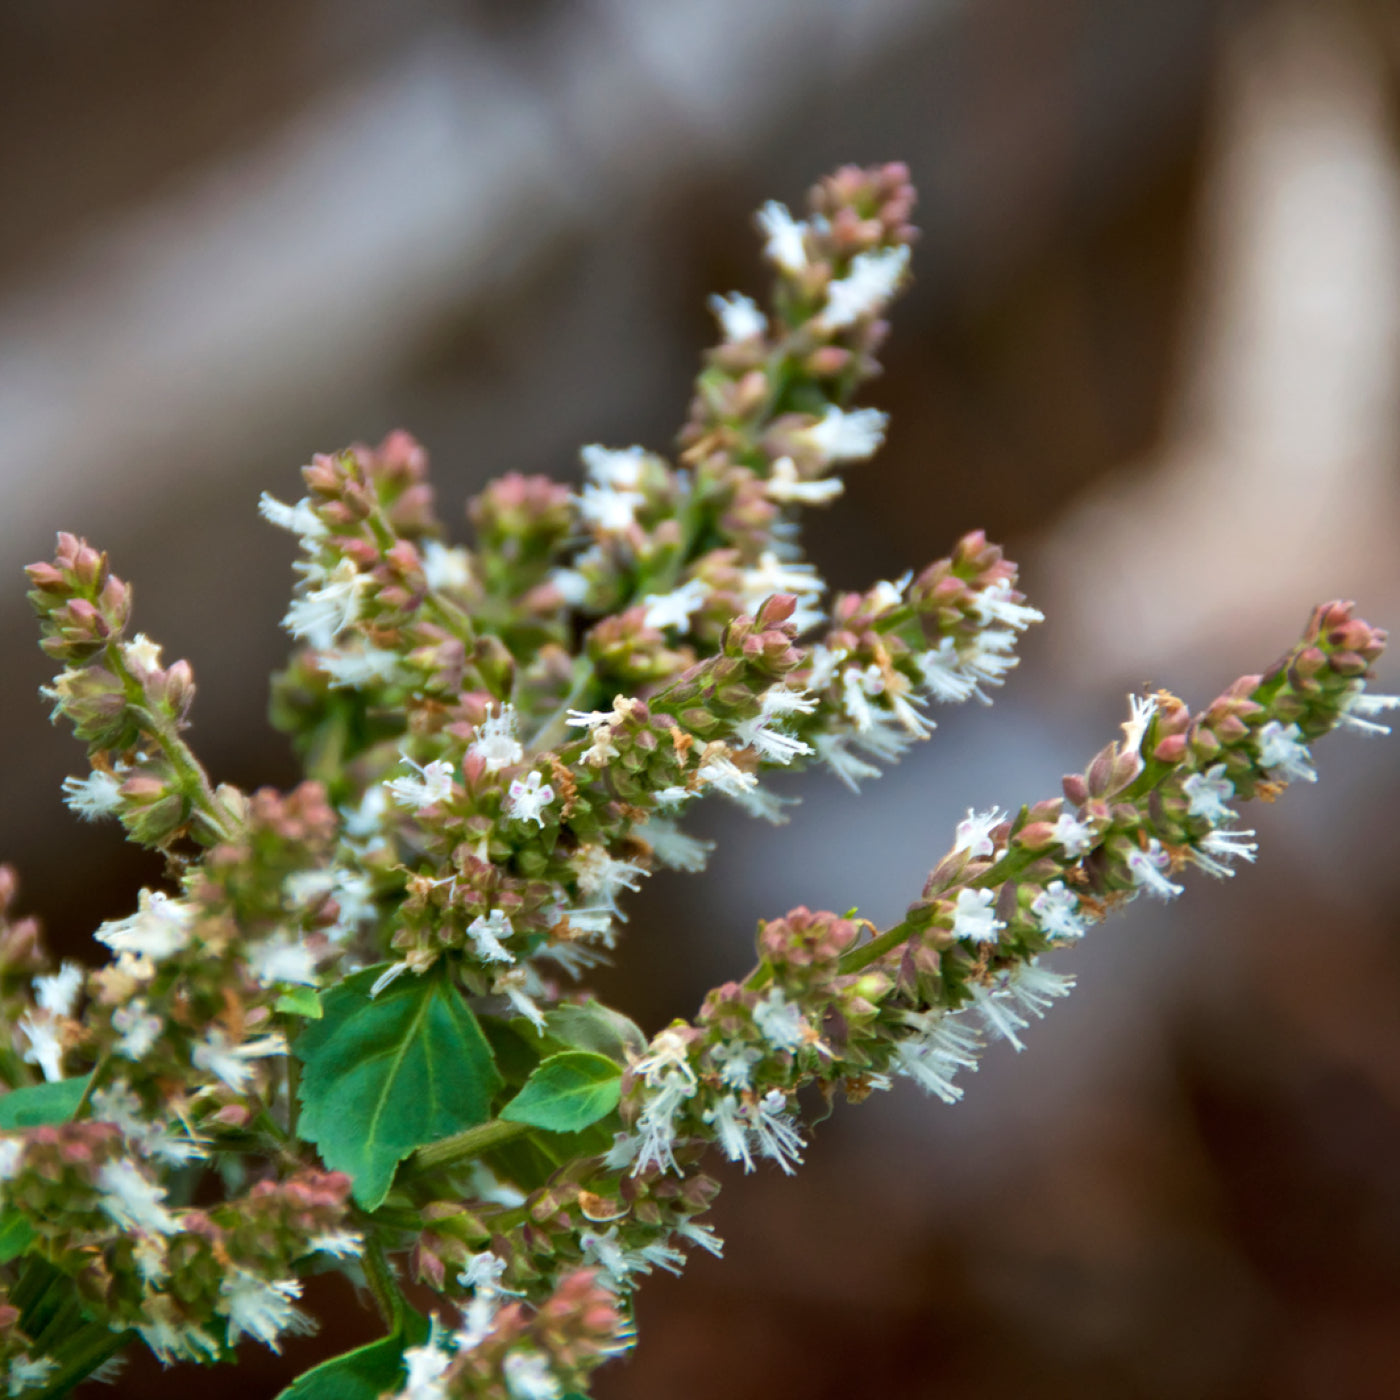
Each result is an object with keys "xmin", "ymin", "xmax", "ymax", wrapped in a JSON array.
[
  {"xmin": 362, "ymin": 1236, "xmax": 402, "ymax": 1331},
  {"xmin": 528, "ymin": 657, "xmax": 600, "ymax": 754},
  {"xmin": 837, "ymin": 912, "xmax": 930, "ymax": 975},
  {"xmin": 69, "ymin": 1051, "xmax": 110, "ymax": 1122},
  {"xmin": 36, "ymin": 1322, "xmax": 134, "ymax": 1400},
  {"xmin": 405, "ymin": 1119, "xmax": 531, "ymax": 1178}
]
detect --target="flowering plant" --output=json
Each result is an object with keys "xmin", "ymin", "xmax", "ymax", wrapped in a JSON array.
[{"xmin": 0, "ymin": 164, "xmax": 1391, "ymax": 1399}]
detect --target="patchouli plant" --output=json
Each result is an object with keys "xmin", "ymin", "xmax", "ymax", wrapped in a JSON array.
[{"xmin": 1, "ymin": 164, "xmax": 1392, "ymax": 1398}]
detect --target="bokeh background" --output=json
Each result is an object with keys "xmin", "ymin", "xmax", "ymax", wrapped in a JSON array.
[{"xmin": 4, "ymin": 0, "xmax": 1400, "ymax": 1395}]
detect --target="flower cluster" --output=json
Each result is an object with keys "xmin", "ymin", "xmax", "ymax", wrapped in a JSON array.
[{"xmin": 0, "ymin": 164, "xmax": 1390, "ymax": 1399}]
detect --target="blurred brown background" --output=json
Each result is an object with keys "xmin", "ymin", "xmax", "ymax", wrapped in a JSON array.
[{"xmin": 4, "ymin": 0, "xmax": 1400, "ymax": 1395}]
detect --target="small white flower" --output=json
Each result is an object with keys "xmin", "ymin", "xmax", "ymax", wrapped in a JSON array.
[
  {"xmin": 61, "ymin": 770, "xmax": 122, "ymax": 821},
  {"xmin": 764, "ymin": 456, "xmax": 843, "ymax": 506},
  {"xmin": 496, "ymin": 970, "xmax": 546, "ymax": 1031},
  {"xmin": 951, "ymin": 887, "xmax": 1004, "ymax": 944},
  {"xmin": 503, "ymin": 1349, "xmax": 561, "ymax": 1400},
  {"xmin": 317, "ymin": 644, "xmax": 400, "ymax": 689},
  {"xmin": 218, "ymin": 1273, "xmax": 313, "ymax": 1352},
  {"xmin": 739, "ymin": 552, "xmax": 825, "ymax": 615},
  {"xmin": 756, "ymin": 201, "xmax": 809, "ymax": 275},
  {"xmin": 306, "ymin": 1229, "xmax": 363, "ymax": 1259},
  {"xmin": 469, "ymin": 704, "xmax": 523, "ymax": 773},
  {"xmin": 458, "ymin": 1248, "xmax": 510, "ymax": 1295},
  {"xmin": 1126, "ymin": 839, "xmax": 1184, "ymax": 901},
  {"xmin": 547, "ymin": 567, "xmax": 592, "ymax": 606},
  {"xmin": 641, "ymin": 578, "xmax": 709, "ymax": 633},
  {"xmin": 95, "ymin": 890, "xmax": 194, "ymax": 963},
  {"xmin": 248, "ymin": 936, "xmax": 318, "ymax": 987},
  {"xmin": 894, "ymin": 1010, "xmax": 981, "ymax": 1103},
  {"xmin": 1191, "ymin": 828, "xmax": 1259, "ymax": 879},
  {"xmin": 805, "ymin": 643, "xmax": 847, "ymax": 692},
  {"xmin": 708, "ymin": 1041, "xmax": 761, "ymax": 1091},
  {"xmin": 1182, "ymin": 764, "xmax": 1236, "ymax": 822},
  {"xmin": 581, "ymin": 444, "xmax": 649, "ymax": 489},
  {"xmin": 731, "ymin": 706, "xmax": 813, "ymax": 766},
  {"xmin": 812, "ymin": 733, "xmax": 883, "ymax": 792},
  {"xmin": 703, "ymin": 1093, "xmax": 752, "ymax": 1169},
  {"xmin": 709, "ymin": 291, "xmax": 767, "ymax": 342},
  {"xmin": 967, "ymin": 982, "xmax": 1031, "ymax": 1052},
  {"xmin": 696, "ymin": 753, "xmax": 757, "ymax": 800},
  {"xmin": 398, "ymin": 1340, "xmax": 453, "ymax": 1400},
  {"xmin": 799, "ymin": 405, "xmax": 888, "ymax": 464},
  {"xmin": 962, "ymin": 628, "xmax": 1021, "ymax": 698},
  {"xmin": 283, "ymin": 558, "xmax": 369, "ymax": 649},
  {"xmin": 18, "ymin": 1015, "xmax": 65, "ymax": 1082},
  {"xmin": 577, "ymin": 483, "xmax": 645, "ymax": 534},
  {"xmin": 953, "ymin": 806, "xmax": 1005, "ymax": 860},
  {"xmin": 1031, "ymin": 881, "xmax": 1088, "ymax": 940},
  {"xmin": 1256, "ymin": 720, "xmax": 1317, "ymax": 783},
  {"xmin": 916, "ymin": 638, "xmax": 978, "ymax": 703},
  {"xmin": 970, "ymin": 580, "xmax": 1044, "ymax": 633},
  {"xmin": 821, "ymin": 245, "xmax": 910, "ymax": 328},
  {"xmin": 112, "ymin": 998, "xmax": 162, "ymax": 1060},
  {"xmin": 258, "ymin": 492, "xmax": 325, "ymax": 541},
  {"xmin": 1339, "ymin": 688, "xmax": 1400, "ymax": 736},
  {"xmin": 34, "ymin": 962, "xmax": 83, "ymax": 1018},
  {"xmin": 505, "ymin": 771, "xmax": 555, "ymax": 827},
  {"xmin": 192, "ymin": 1029, "xmax": 287, "ymax": 1093},
  {"xmin": 1051, "ymin": 812, "xmax": 1097, "ymax": 859},
  {"xmin": 632, "ymin": 1029, "xmax": 698, "ymax": 1176},
  {"xmin": 421, "ymin": 539, "xmax": 473, "ymax": 592},
  {"xmin": 1120, "ymin": 693, "xmax": 1158, "ymax": 757},
  {"xmin": 635, "ymin": 818, "xmax": 713, "ymax": 873},
  {"xmin": 97, "ymin": 1158, "xmax": 177, "ymax": 1236},
  {"xmin": 341, "ymin": 784, "xmax": 388, "ymax": 839},
  {"xmin": 575, "ymin": 846, "xmax": 648, "ymax": 911},
  {"xmin": 466, "ymin": 911, "xmax": 515, "ymax": 965},
  {"xmin": 752, "ymin": 989, "xmax": 807, "ymax": 1052},
  {"xmin": 7, "ymin": 1355, "xmax": 58, "ymax": 1396},
  {"xmin": 749, "ymin": 1089, "xmax": 805, "ymax": 1175},
  {"xmin": 1006, "ymin": 961, "xmax": 1076, "ymax": 1021},
  {"xmin": 385, "ymin": 756, "xmax": 455, "ymax": 810},
  {"xmin": 122, "ymin": 633, "xmax": 163, "ymax": 672},
  {"xmin": 676, "ymin": 1219, "xmax": 725, "ymax": 1257},
  {"xmin": 0, "ymin": 1138, "xmax": 26, "ymax": 1182}
]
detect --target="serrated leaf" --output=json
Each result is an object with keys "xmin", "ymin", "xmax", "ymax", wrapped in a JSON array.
[
  {"xmin": 500, "ymin": 1051, "xmax": 621, "ymax": 1133},
  {"xmin": 276, "ymin": 986, "xmax": 324, "ymax": 1019},
  {"xmin": 276, "ymin": 1310, "xmax": 430, "ymax": 1400},
  {"xmin": 295, "ymin": 967, "xmax": 502, "ymax": 1208},
  {"xmin": 0, "ymin": 1075, "xmax": 92, "ymax": 1129},
  {"xmin": 0, "ymin": 1210, "xmax": 34, "ymax": 1264}
]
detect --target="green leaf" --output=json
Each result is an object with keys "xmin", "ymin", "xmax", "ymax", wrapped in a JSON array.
[
  {"xmin": 0, "ymin": 1210, "xmax": 34, "ymax": 1264},
  {"xmin": 543, "ymin": 1001, "xmax": 646, "ymax": 1065},
  {"xmin": 276, "ymin": 1311, "xmax": 430, "ymax": 1400},
  {"xmin": 500, "ymin": 1051, "xmax": 621, "ymax": 1134},
  {"xmin": 0, "ymin": 1075, "xmax": 92, "ymax": 1129},
  {"xmin": 276, "ymin": 986, "xmax": 324, "ymax": 1019},
  {"xmin": 295, "ymin": 967, "xmax": 502, "ymax": 1209}
]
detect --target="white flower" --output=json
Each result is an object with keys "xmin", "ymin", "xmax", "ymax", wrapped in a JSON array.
[
  {"xmin": 18, "ymin": 1015, "xmax": 64, "ymax": 1082},
  {"xmin": 112, "ymin": 998, "xmax": 162, "ymax": 1060},
  {"xmin": 317, "ymin": 644, "xmax": 399, "ymax": 690},
  {"xmin": 306, "ymin": 1229, "xmax": 363, "ymax": 1259},
  {"xmin": 283, "ymin": 557, "xmax": 369, "ymax": 649},
  {"xmin": 385, "ymin": 756, "xmax": 455, "ymax": 810},
  {"xmin": 967, "ymin": 982, "xmax": 1031, "ymax": 1052},
  {"xmin": 1051, "ymin": 812, "xmax": 1096, "ymax": 858},
  {"xmin": 709, "ymin": 291, "xmax": 767, "ymax": 342},
  {"xmin": 503, "ymin": 1349, "xmax": 561, "ymax": 1400},
  {"xmin": 1339, "ymin": 688, "xmax": 1400, "ymax": 736},
  {"xmin": 799, "ymin": 405, "xmax": 888, "ymax": 464},
  {"xmin": 7, "ymin": 1355, "xmax": 58, "ymax": 1396},
  {"xmin": 703, "ymin": 1093, "xmax": 752, "ymax": 1169},
  {"xmin": 916, "ymin": 639, "xmax": 978, "ymax": 703},
  {"xmin": 840, "ymin": 663, "xmax": 885, "ymax": 731},
  {"xmin": 97, "ymin": 1158, "xmax": 177, "ymax": 1236},
  {"xmin": 1191, "ymin": 828, "xmax": 1259, "ymax": 879},
  {"xmin": 756, "ymin": 201, "xmax": 809, "ymax": 274},
  {"xmin": 764, "ymin": 455, "xmax": 843, "ymax": 506},
  {"xmin": 0, "ymin": 1138, "xmax": 25, "ymax": 1183},
  {"xmin": 1005, "ymin": 961, "xmax": 1076, "ymax": 1021},
  {"xmin": 805, "ymin": 643, "xmax": 847, "ymax": 691},
  {"xmin": 752, "ymin": 989, "xmax": 807, "ymax": 1052},
  {"xmin": 575, "ymin": 846, "xmax": 648, "ymax": 911},
  {"xmin": 1120, "ymin": 693, "xmax": 1158, "ymax": 757},
  {"xmin": 192, "ymin": 1028, "xmax": 287, "ymax": 1093},
  {"xmin": 1182, "ymin": 764, "xmax": 1236, "ymax": 822},
  {"xmin": 547, "ymin": 567, "xmax": 592, "ymax": 606},
  {"xmin": 258, "ymin": 492, "xmax": 326, "ymax": 541},
  {"xmin": 696, "ymin": 753, "xmax": 757, "ymax": 800},
  {"xmin": 469, "ymin": 704, "xmax": 523, "ymax": 773},
  {"xmin": 641, "ymin": 578, "xmax": 708, "ymax": 633},
  {"xmin": 893, "ymin": 1011, "xmax": 981, "ymax": 1103},
  {"xmin": 749, "ymin": 1089, "xmax": 805, "ymax": 1175},
  {"xmin": 821, "ymin": 245, "xmax": 910, "ymax": 328},
  {"xmin": 577, "ymin": 484, "xmax": 645, "ymax": 533},
  {"xmin": 61, "ymin": 770, "xmax": 122, "ymax": 821},
  {"xmin": 708, "ymin": 1041, "xmax": 761, "ymax": 1091},
  {"xmin": 122, "ymin": 633, "xmax": 163, "ymax": 672},
  {"xmin": 341, "ymin": 784, "xmax": 388, "ymax": 839},
  {"xmin": 95, "ymin": 889, "xmax": 194, "ymax": 963},
  {"xmin": 632, "ymin": 1029, "xmax": 698, "ymax": 1176},
  {"xmin": 970, "ymin": 580, "xmax": 1044, "ymax": 633},
  {"xmin": 1031, "ymin": 881, "xmax": 1088, "ymax": 940},
  {"xmin": 218, "ymin": 1273, "xmax": 313, "ymax": 1352},
  {"xmin": 248, "ymin": 936, "xmax": 318, "ymax": 987},
  {"xmin": 505, "ymin": 771, "xmax": 555, "ymax": 827},
  {"xmin": 1256, "ymin": 720, "xmax": 1317, "ymax": 783},
  {"xmin": 731, "ymin": 705, "xmax": 813, "ymax": 766},
  {"xmin": 951, "ymin": 887, "xmax": 1003, "ymax": 944},
  {"xmin": 676, "ymin": 1219, "xmax": 725, "ymax": 1257},
  {"xmin": 581, "ymin": 444, "xmax": 649, "ymax": 489},
  {"xmin": 398, "ymin": 1341, "xmax": 453, "ymax": 1400},
  {"xmin": 961, "ymin": 628, "xmax": 1021, "ymax": 698},
  {"xmin": 33, "ymin": 962, "xmax": 83, "ymax": 1018},
  {"xmin": 1126, "ymin": 839, "xmax": 1184, "ymax": 900},
  {"xmin": 635, "ymin": 818, "xmax": 713, "ymax": 873},
  {"xmin": 458, "ymin": 1248, "xmax": 510, "ymax": 1295},
  {"xmin": 421, "ymin": 539, "xmax": 473, "ymax": 592},
  {"xmin": 466, "ymin": 911, "xmax": 515, "ymax": 965},
  {"xmin": 136, "ymin": 1311, "xmax": 220, "ymax": 1365},
  {"xmin": 812, "ymin": 733, "xmax": 883, "ymax": 792},
  {"xmin": 496, "ymin": 970, "xmax": 546, "ymax": 1031},
  {"xmin": 739, "ymin": 552, "xmax": 824, "ymax": 614},
  {"xmin": 953, "ymin": 807, "xmax": 1005, "ymax": 860}
]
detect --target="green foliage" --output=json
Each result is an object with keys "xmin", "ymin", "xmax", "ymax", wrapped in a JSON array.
[
  {"xmin": 275, "ymin": 986, "xmax": 324, "ymax": 1020},
  {"xmin": 0, "ymin": 1210, "xmax": 34, "ymax": 1264},
  {"xmin": 295, "ymin": 967, "xmax": 501, "ymax": 1208},
  {"xmin": 501, "ymin": 1051, "xmax": 622, "ymax": 1133},
  {"xmin": 0, "ymin": 1075, "xmax": 92, "ymax": 1129},
  {"xmin": 275, "ymin": 1311, "xmax": 430, "ymax": 1400}
]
